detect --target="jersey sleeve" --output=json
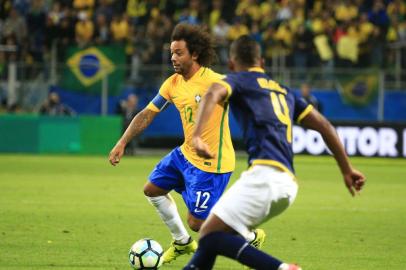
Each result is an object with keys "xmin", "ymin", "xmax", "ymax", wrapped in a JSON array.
[
  {"xmin": 216, "ymin": 73, "xmax": 239, "ymax": 100},
  {"xmin": 204, "ymin": 70, "xmax": 232, "ymax": 100},
  {"xmin": 146, "ymin": 77, "xmax": 172, "ymax": 112},
  {"xmin": 293, "ymin": 92, "xmax": 314, "ymax": 123}
]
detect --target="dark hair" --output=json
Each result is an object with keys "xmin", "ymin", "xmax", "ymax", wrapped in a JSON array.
[
  {"xmin": 230, "ymin": 35, "xmax": 261, "ymax": 66},
  {"xmin": 171, "ymin": 23, "xmax": 217, "ymax": 67}
]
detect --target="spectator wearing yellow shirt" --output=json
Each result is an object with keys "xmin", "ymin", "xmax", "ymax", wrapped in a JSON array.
[
  {"xmin": 236, "ymin": 0, "xmax": 261, "ymax": 22},
  {"xmin": 235, "ymin": 0, "xmax": 249, "ymax": 15},
  {"xmin": 73, "ymin": 0, "xmax": 95, "ymax": 10},
  {"xmin": 313, "ymin": 29, "xmax": 334, "ymax": 80},
  {"xmin": 209, "ymin": 0, "xmax": 223, "ymax": 30},
  {"xmin": 73, "ymin": 0, "xmax": 95, "ymax": 18},
  {"xmin": 75, "ymin": 11, "xmax": 94, "ymax": 47},
  {"xmin": 311, "ymin": 0, "xmax": 324, "ymax": 15},
  {"xmin": 259, "ymin": 0, "xmax": 277, "ymax": 29},
  {"xmin": 288, "ymin": 3, "xmax": 305, "ymax": 33},
  {"xmin": 274, "ymin": 22, "xmax": 293, "ymax": 56},
  {"xmin": 346, "ymin": 23, "xmax": 359, "ymax": 42},
  {"xmin": 227, "ymin": 17, "xmax": 249, "ymax": 41},
  {"xmin": 334, "ymin": 0, "xmax": 358, "ymax": 23},
  {"xmin": 337, "ymin": 24, "xmax": 359, "ymax": 67},
  {"xmin": 126, "ymin": 0, "xmax": 148, "ymax": 25},
  {"xmin": 310, "ymin": 11, "xmax": 336, "ymax": 35},
  {"xmin": 388, "ymin": 20, "xmax": 402, "ymax": 43},
  {"xmin": 387, "ymin": 0, "xmax": 406, "ymax": 21},
  {"xmin": 110, "ymin": 13, "xmax": 130, "ymax": 43},
  {"xmin": 359, "ymin": 13, "xmax": 375, "ymax": 43}
]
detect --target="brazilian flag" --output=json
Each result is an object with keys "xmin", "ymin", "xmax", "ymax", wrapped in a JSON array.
[
  {"xmin": 61, "ymin": 45, "xmax": 126, "ymax": 95},
  {"xmin": 336, "ymin": 69, "xmax": 379, "ymax": 106}
]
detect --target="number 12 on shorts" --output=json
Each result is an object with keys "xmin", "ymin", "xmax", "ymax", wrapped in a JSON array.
[{"xmin": 195, "ymin": 191, "xmax": 210, "ymax": 210}]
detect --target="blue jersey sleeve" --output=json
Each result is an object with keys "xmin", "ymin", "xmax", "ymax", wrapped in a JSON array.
[
  {"xmin": 223, "ymin": 74, "xmax": 238, "ymax": 90},
  {"xmin": 293, "ymin": 92, "xmax": 313, "ymax": 123},
  {"xmin": 220, "ymin": 73, "xmax": 241, "ymax": 100}
]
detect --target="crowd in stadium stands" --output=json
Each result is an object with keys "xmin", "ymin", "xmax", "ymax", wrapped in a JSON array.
[{"xmin": 0, "ymin": 0, "xmax": 405, "ymax": 72}]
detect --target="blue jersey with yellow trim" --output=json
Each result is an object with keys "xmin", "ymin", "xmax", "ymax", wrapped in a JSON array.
[{"xmin": 220, "ymin": 67, "xmax": 313, "ymax": 176}]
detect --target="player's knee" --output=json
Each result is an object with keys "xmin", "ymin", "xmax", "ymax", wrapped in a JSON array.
[
  {"xmin": 187, "ymin": 216, "xmax": 203, "ymax": 232},
  {"xmin": 143, "ymin": 184, "xmax": 155, "ymax": 197},
  {"xmin": 143, "ymin": 182, "xmax": 167, "ymax": 197},
  {"xmin": 188, "ymin": 221, "xmax": 201, "ymax": 232}
]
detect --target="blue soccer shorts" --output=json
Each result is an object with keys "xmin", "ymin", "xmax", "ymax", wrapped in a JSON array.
[{"xmin": 149, "ymin": 147, "xmax": 232, "ymax": 220}]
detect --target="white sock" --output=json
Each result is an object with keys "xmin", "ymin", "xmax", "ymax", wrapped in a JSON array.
[
  {"xmin": 146, "ymin": 194, "xmax": 190, "ymax": 244},
  {"xmin": 278, "ymin": 263, "xmax": 289, "ymax": 270},
  {"xmin": 245, "ymin": 231, "xmax": 256, "ymax": 242}
]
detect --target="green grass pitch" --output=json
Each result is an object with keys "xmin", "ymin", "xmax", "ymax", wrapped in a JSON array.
[{"xmin": 0, "ymin": 153, "xmax": 405, "ymax": 269}]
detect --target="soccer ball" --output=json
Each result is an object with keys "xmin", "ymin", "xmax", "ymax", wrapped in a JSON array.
[{"xmin": 128, "ymin": 238, "xmax": 163, "ymax": 269}]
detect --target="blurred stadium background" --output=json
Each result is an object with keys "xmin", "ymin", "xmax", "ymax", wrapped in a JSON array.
[
  {"xmin": 0, "ymin": 0, "xmax": 405, "ymax": 156},
  {"xmin": 1, "ymin": 1, "xmax": 406, "ymax": 270}
]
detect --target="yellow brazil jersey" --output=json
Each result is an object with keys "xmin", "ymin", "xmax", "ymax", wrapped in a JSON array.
[{"xmin": 146, "ymin": 67, "xmax": 235, "ymax": 173}]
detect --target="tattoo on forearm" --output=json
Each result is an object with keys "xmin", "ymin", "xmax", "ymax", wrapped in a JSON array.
[{"xmin": 125, "ymin": 109, "xmax": 156, "ymax": 140}]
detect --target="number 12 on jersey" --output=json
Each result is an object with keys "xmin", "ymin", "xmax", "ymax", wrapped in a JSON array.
[{"xmin": 183, "ymin": 106, "xmax": 194, "ymax": 124}]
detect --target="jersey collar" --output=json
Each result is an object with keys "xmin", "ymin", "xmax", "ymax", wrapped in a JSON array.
[
  {"xmin": 183, "ymin": 66, "xmax": 205, "ymax": 82},
  {"xmin": 248, "ymin": 67, "xmax": 265, "ymax": 73}
]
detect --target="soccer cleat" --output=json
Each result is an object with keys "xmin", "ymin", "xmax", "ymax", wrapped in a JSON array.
[
  {"xmin": 243, "ymin": 228, "xmax": 267, "ymax": 270},
  {"xmin": 250, "ymin": 228, "xmax": 266, "ymax": 249},
  {"xmin": 162, "ymin": 237, "xmax": 198, "ymax": 264}
]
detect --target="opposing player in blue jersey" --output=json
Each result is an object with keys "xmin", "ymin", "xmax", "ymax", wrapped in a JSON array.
[{"xmin": 184, "ymin": 35, "xmax": 366, "ymax": 270}]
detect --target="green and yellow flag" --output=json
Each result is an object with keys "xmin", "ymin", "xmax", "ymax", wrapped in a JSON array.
[
  {"xmin": 61, "ymin": 45, "xmax": 126, "ymax": 95},
  {"xmin": 337, "ymin": 69, "xmax": 379, "ymax": 106}
]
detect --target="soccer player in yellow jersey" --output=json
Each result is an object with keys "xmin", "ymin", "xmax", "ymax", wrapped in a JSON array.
[{"xmin": 109, "ymin": 23, "xmax": 241, "ymax": 263}]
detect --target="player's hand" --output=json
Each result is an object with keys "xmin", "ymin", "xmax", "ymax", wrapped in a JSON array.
[
  {"xmin": 192, "ymin": 136, "xmax": 215, "ymax": 159},
  {"xmin": 109, "ymin": 142, "xmax": 125, "ymax": 166},
  {"xmin": 343, "ymin": 169, "xmax": 366, "ymax": 196}
]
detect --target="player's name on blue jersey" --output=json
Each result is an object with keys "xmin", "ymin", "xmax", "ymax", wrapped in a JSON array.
[{"xmin": 222, "ymin": 68, "xmax": 313, "ymax": 176}]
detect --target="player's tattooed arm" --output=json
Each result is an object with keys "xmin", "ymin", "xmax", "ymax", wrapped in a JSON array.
[
  {"xmin": 121, "ymin": 108, "xmax": 158, "ymax": 145},
  {"xmin": 109, "ymin": 108, "xmax": 158, "ymax": 166}
]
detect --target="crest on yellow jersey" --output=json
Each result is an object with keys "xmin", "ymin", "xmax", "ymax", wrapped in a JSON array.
[{"xmin": 195, "ymin": 94, "xmax": 202, "ymax": 103}]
